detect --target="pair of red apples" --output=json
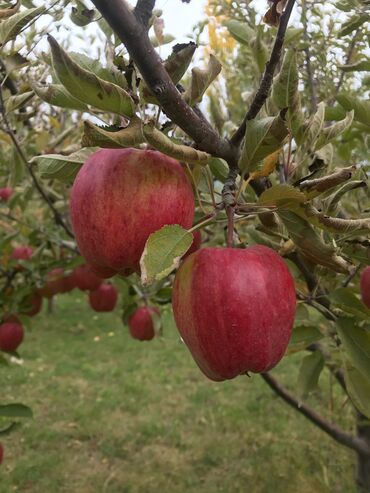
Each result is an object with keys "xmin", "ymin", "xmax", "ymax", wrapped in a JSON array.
[{"xmin": 70, "ymin": 148, "xmax": 297, "ymax": 381}]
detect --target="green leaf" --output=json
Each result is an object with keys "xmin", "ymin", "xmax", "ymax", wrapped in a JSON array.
[
  {"xmin": 70, "ymin": 6, "xmax": 96, "ymax": 26},
  {"xmin": 297, "ymin": 351, "xmax": 325, "ymax": 397},
  {"xmin": 0, "ymin": 403, "xmax": 33, "ymax": 418},
  {"xmin": 0, "ymin": 6, "xmax": 45, "ymax": 46},
  {"xmin": 324, "ymin": 180, "xmax": 367, "ymax": 215},
  {"xmin": 338, "ymin": 12, "xmax": 370, "ymax": 37},
  {"xmin": 33, "ymin": 83, "xmax": 88, "ymax": 111},
  {"xmin": 184, "ymin": 54, "xmax": 222, "ymax": 106},
  {"xmin": 278, "ymin": 210, "xmax": 351, "ymax": 273},
  {"xmin": 224, "ymin": 19, "xmax": 255, "ymax": 45},
  {"xmin": 303, "ymin": 101, "xmax": 326, "ymax": 149},
  {"xmin": 239, "ymin": 114, "xmax": 288, "ymax": 175},
  {"xmin": 32, "ymin": 148, "xmax": 96, "ymax": 183},
  {"xmin": 344, "ymin": 363, "xmax": 370, "ymax": 419},
  {"xmin": 164, "ymin": 42, "xmax": 197, "ymax": 84},
  {"xmin": 331, "ymin": 290, "xmax": 370, "ymax": 321},
  {"xmin": 258, "ymin": 184, "xmax": 306, "ymax": 209},
  {"xmin": 325, "ymin": 105, "xmax": 347, "ymax": 121},
  {"xmin": 337, "ymin": 93, "xmax": 370, "ymax": 127},
  {"xmin": 336, "ymin": 317, "xmax": 370, "ymax": 380},
  {"xmin": 140, "ymin": 225, "xmax": 193, "ymax": 286},
  {"xmin": 69, "ymin": 52, "xmax": 127, "ymax": 88},
  {"xmin": 143, "ymin": 123, "xmax": 210, "ymax": 164},
  {"xmin": 81, "ymin": 117, "xmax": 144, "ymax": 148},
  {"xmin": 284, "ymin": 27, "xmax": 303, "ymax": 44},
  {"xmin": 288, "ymin": 326, "xmax": 324, "ymax": 354},
  {"xmin": 48, "ymin": 36, "xmax": 135, "ymax": 117},
  {"xmin": 251, "ymin": 30, "xmax": 268, "ymax": 73},
  {"xmin": 272, "ymin": 49, "xmax": 300, "ymax": 111},
  {"xmin": 5, "ymin": 91, "xmax": 33, "ymax": 113},
  {"xmin": 315, "ymin": 111, "xmax": 354, "ymax": 150},
  {"xmin": 209, "ymin": 157, "xmax": 229, "ymax": 182}
]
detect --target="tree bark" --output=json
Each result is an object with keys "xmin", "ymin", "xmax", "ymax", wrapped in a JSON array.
[{"xmin": 356, "ymin": 412, "xmax": 370, "ymax": 492}]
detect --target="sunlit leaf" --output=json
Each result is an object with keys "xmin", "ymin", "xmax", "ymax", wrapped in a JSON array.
[
  {"xmin": 0, "ymin": 6, "xmax": 45, "ymax": 46},
  {"xmin": 337, "ymin": 93, "xmax": 370, "ymax": 127},
  {"xmin": 239, "ymin": 114, "xmax": 288, "ymax": 175},
  {"xmin": 143, "ymin": 123, "xmax": 210, "ymax": 164},
  {"xmin": 81, "ymin": 117, "xmax": 144, "ymax": 148},
  {"xmin": 297, "ymin": 351, "xmax": 325, "ymax": 397},
  {"xmin": 140, "ymin": 225, "xmax": 193, "ymax": 286},
  {"xmin": 33, "ymin": 83, "xmax": 88, "ymax": 111},
  {"xmin": 33, "ymin": 148, "xmax": 97, "ymax": 183},
  {"xmin": 224, "ymin": 19, "xmax": 255, "ymax": 45},
  {"xmin": 48, "ymin": 36, "xmax": 135, "ymax": 117},
  {"xmin": 184, "ymin": 54, "xmax": 222, "ymax": 106},
  {"xmin": 288, "ymin": 326, "xmax": 324, "ymax": 354},
  {"xmin": 278, "ymin": 210, "xmax": 351, "ymax": 273}
]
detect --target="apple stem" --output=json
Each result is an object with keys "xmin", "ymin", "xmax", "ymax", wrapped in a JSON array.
[{"xmin": 226, "ymin": 207, "xmax": 235, "ymax": 248}]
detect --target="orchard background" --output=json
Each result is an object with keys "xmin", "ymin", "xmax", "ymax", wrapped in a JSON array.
[{"xmin": 0, "ymin": 0, "xmax": 370, "ymax": 492}]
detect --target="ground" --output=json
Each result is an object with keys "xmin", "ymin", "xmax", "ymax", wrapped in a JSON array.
[{"xmin": 1, "ymin": 292, "xmax": 357, "ymax": 493}]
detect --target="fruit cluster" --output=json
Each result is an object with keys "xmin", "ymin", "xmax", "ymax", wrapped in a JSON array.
[
  {"xmin": 69, "ymin": 148, "xmax": 298, "ymax": 381},
  {"xmin": 0, "ymin": 264, "xmax": 118, "ymax": 354}
]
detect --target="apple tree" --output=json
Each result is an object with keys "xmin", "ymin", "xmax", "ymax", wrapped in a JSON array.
[{"xmin": 0, "ymin": 0, "xmax": 369, "ymax": 491}]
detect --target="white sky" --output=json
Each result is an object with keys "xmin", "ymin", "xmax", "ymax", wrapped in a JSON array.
[{"xmin": 156, "ymin": 0, "xmax": 206, "ymax": 41}]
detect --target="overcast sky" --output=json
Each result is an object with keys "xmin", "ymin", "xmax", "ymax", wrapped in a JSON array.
[{"xmin": 156, "ymin": 0, "xmax": 206, "ymax": 41}]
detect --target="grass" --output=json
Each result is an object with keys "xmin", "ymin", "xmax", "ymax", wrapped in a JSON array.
[{"xmin": 0, "ymin": 292, "xmax": 358, "ymax": 493}]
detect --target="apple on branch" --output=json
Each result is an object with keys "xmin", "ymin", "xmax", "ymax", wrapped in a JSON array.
[
  {"xmin": 172, "ymin": 245, "xmax": 296, "ymax": 381},
  {"xmin": 70, "ymin": 148, "xmax": 195, "ymax": 277}
]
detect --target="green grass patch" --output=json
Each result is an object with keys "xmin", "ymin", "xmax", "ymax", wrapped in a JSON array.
[{"xmin": 0, "ymin": 292, "xmax": 357, "ymax": 492}]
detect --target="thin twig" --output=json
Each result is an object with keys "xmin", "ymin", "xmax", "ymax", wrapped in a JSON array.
[
  {"xmin": 231, "ymin": 0, "xmax": 296, "ymax": 146},
  {"xmin": 261, "ymin": 372, "xmax": 370, "ymax": 457}
]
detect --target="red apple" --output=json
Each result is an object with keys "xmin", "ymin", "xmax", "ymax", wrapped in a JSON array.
[
  {"xmin": 89, "ymin": 283, "xmax": 118, "ymax": 312},
  {"xmin": 360, "ymin": 266, "xmax": 370, "ymax": 309},
  {"xmin": 70, "ymin": 149, "xmax": 194, "ymax": 277},
  {"xmin": 172, "ymin": 245, "xmax": 296, "ymax": 381},
  {"xmin": 0, "ymin": 443, "xmax": 3, "ymax": 465},
  {"xmin": 183, "ymin": 230, "xmax": 202, "ymax": 260},
  {"xmin": 11, "ymin": 246, "xmax": 33, "ymax": 260},
  {"xmin": 0, "ymin": 322, "xmax": 24, "ymax": 352},
  {"xmin": 38, "ymin": 268, "xmax": 65, "ymax": 298},
  {"xmin": 128, "ymin": 306, "xmax": 160, "ymax": 341},
  {"xmin": 74, "ymin": 265, "xmax": 103, "ymax": 291},
  {"xmin": 0, "ymin": 187, "xmax": 13, "ymax": 201},
  {"xmin": 21, "ymin": 292, "xmax": 43, "ymax": 317}
]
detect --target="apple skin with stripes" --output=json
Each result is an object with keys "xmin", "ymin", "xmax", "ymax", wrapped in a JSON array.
[
  {"xmin": 70, "ymin": 148, "xmax": 195, "ymax": 278},
  {"xmin": 172, "ymin": 245, "xmax": 296, "ymax": 381}
]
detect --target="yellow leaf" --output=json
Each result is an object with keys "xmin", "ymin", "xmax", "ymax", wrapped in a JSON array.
[{"xmin": 250, "ymin": 149, "xmax": 281, "ymax": 179}]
